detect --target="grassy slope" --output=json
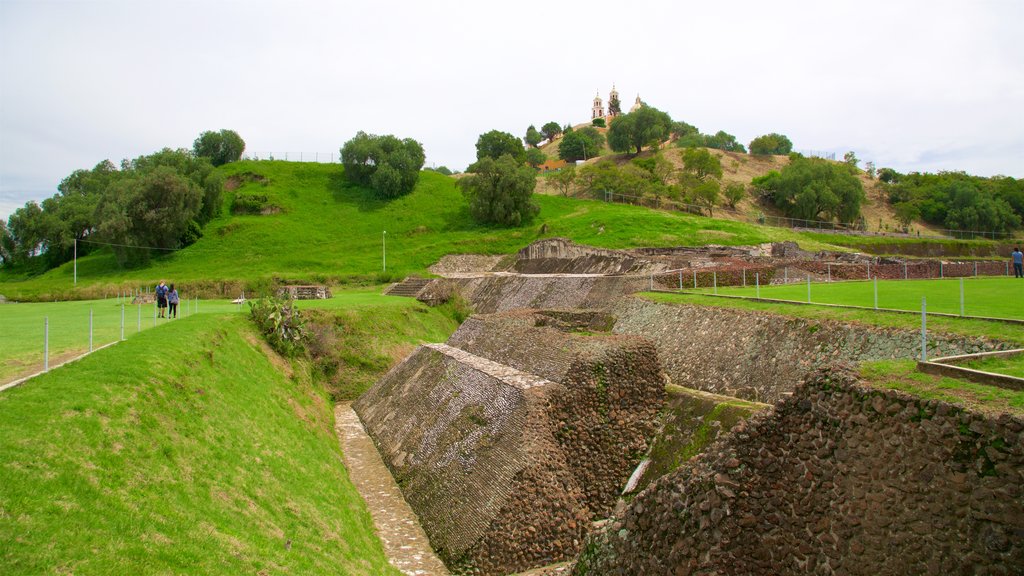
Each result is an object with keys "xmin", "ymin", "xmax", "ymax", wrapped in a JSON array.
[
  {"xmin": 960, "ymin": 354, "xmax": 1024, "ymax": 379},
  {"xmin": 692, "ymin": 277, "xmax": 1024, "ymax": 321},
  {"xmin": 0, "ymin": 313, "xmax": 399, "ymax": 575},
  {"xmin": 0, "ymin": 161, "xmax": 835, "ymax": 300},
  {"xmin": 861, "ymin": 360, "xmax": 1024, "ymax": 415}
]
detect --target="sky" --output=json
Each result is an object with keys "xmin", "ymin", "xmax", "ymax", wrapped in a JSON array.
[{"xmin": 1, "ymin": 0, "xmax": 1022, "ymax": 221}]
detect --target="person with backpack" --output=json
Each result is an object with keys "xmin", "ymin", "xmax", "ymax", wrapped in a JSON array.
[
  {"xmin": 155, "ymin": 280, "xmax": 169, "ymax": 318},
  {"xmin": 168, "ymin": 284, "xmax": 180, "ymax": 318}
]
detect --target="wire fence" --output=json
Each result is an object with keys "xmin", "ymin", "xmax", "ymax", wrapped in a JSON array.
[{"xmin": 244, "ymin": 151, "xmax": 340, "ymax": 163}]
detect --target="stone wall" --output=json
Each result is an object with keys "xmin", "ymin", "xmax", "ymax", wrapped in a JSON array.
[
  {"xmin": 575, "ymin": 367, "xmax": 1024, "ymax": 575},
  {"xmin": 611, "ymin": 297, "xmax": 1015, "ymax": 403},
  {"xmin": 453, "ymin": 275, "xmax": 648, "ymax": 314},
  {"xmin": 353, "ymin": 311, "xmax": 665, "ymax": 575}
]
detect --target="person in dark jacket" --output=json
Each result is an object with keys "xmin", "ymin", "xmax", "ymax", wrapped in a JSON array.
[
  {"xmin": 155, "ymin": 280, "xmax": 169, "ymax": 318},
  {"xmin": 1013, "ymin": 247, "xmax": 1023, "ymax": 278},
  {"xmin": 168, "ymin": 284, "xmax": 180, "ymax": 318}
]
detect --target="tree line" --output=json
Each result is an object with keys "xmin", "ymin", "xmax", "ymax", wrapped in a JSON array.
[{"xmin": 0, "ymin": 130, "xmax": 245, "ymax": 270}]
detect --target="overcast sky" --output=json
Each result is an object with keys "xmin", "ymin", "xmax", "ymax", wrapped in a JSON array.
[{"xmin": 1, "ymin": 0, "xmax": 1022, "ymax": 220}]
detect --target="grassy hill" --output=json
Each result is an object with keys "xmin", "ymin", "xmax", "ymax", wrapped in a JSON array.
[
  {"xmin": 0, "ymin": 160, "xmax": 835, "ymax": 301},
  {"xmin": 0, "ymin": 313, "xmax": 400, "ymax": 575}
]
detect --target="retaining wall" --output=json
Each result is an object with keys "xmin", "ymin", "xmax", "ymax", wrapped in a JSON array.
[
  {"xmin": 575, "ymin": 367, "xmax": 1024, "ymax": 575},
  {"xmin": 611, "ymin": 297, "xmax": 1015, "ymax": 404},
  {"xmin": 453, "ymin": 275, "xmax": 647, "ymax": 314}
]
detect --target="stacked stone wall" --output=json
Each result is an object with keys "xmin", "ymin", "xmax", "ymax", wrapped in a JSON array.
[
  {"xmin": 454, "ymin": 275, "xmax": 647, "ymax": 314},
  {"xmin": 612, "ymin": 298, "xmax": 1014, "ymax": 403},
  {"xmin": 575, "ymin": 367, "xmax": 1024, "ymax": 575},
  {"xmin": 354, "ymin": 312, "xmax": 665, "ymax": 575}
]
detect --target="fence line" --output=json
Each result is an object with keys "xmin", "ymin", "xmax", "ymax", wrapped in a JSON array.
[{"xmin": 244, "ymin": 151, "xmax": 339, "ymax": 163}]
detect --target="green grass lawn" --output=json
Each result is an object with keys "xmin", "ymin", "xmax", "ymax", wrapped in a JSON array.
[
  {"xmin": 0, "ymin": 288, "xmax": 431, "ymax": 385},
  {"xmin": 960, "ymin": 354, "xmax": 1024, "ymax": 379},
  {"xmin": 690, "ymin": 277, "xmax": 1024, "ymax": 320},
  {"xmin": 860, "ymin": 360, "xmax": 1024, "ymax": 415},
  {"xmin": 0, "ymin": 313, "xmax": 399, "ymax": 575},
  {"xmin": 642, "ymin": 292, "xmax": 1024, "ymax": 346},
  {"xmin": 0, "ymin": 161, "xmax": 836, "ymax": 301}
]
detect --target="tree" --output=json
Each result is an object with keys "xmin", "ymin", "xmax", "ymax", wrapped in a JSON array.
[
  {"xmin": 671, "ymin": 121, "xmax": 699, "ymax": 139},
  {"xmin": 724, "ymin": 183, "xmax": 745, "ymax": 208},
  {"xmin": 893, "ymin": 202, "xmax": 920, "ymax": 231},
  {"xmin": 475, "ymin": 130, "xmax": 526, "ymax": 163},
  {"xmin": 752, "ymin": 156, "xmax": 865, "ymax": 223},
  {"xmin": 548, "ymin": 166, "xmax": 577, "ymax": 196},
  {"xmin": 458, "ymin": 154, "xmax": 539, "ymax": 226},
  {"xmin": 865, "ymin": 161, "xmax": 876, "ymax": 179},
  {"xmin": 340, "ymin": 131, "xmax": 426, "ymax": 199},
  {"xmin": 748, "ymin": 133, "xmax": 793, "ymax": 156},
  {"xmin": 558, "ymin": 126, "xmax": 605, "ymax": 162},
  {"xmin": 690, "ymin": 180, "xmax": 720, "ymax": 216},
  {"xmin": 192, "ymin": 129, "xmax": 245, "ymax": 167},
  {"xmin": 878, "ymin": 167, "xmax": 900, "ymax": 183},
  {"xmin": 525, "ymin": 125, "xmax": 542, "ymax": 148},
  {"xmin": 592, "ymin": 118, "xmax": 606, "ymax": 128},
  {"xmin": 608, "ymin": 91, "xmax": 621, "ymax": 116},
  {"xmin": 607, "ymin": 105, "xmax": 673, "ymax": 155},
  {"xmin": 433, "ymin": 166, "xmax": 453, "ymax": 176},
  {"xmin": 681, "ymin": 148, "xmax": 723, "ymax": 180},
  {"xmin": 704, "ymin": 130, "xmax": 746, "ymax": 153},
  {"xmin": 541, "ymin": 122, "xmax": 562, "ymax": 143},
  {"xmin": 0, "ymin": 218, "xmax": 11, "ymax": 266},
  {"xmin": 844, "ymin": 151, "xmax": 859, "ymax": 169},
  {"xmin": 525, "ymin": 148, "xmax": 546, "ymax": 169}
]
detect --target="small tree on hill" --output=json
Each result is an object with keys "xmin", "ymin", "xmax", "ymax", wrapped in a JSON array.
[
  {"xmin": 724, "ymin": 182, "xmax": 745, "ymax": 208},
  {"xmin": 193, "ymin": 129, "xmax": 245, "ymax": 167},
  {"xmin": 476, "ymin": 130, "xmax": 526, "ymax": 163},
  {"xmin": 558, "ymin": 127, "xmax": 605, "ymax": 162},
  {"xmin": 549, "ymin": 166, "xmax": 577, "ymax": 196},
  {"xmin": 525, "ymin": 125, "xmax": 542, "ymax": 148},
  {"xmin": 592, "ymin": 118, "xmax": 606, "ymax": 128},
  {"xmin": 340, "ymin": 131, "xmax": 426, "ymax": 199},
  {"xmin": 681, "ymin": 148, "xmax": 723, "ymax": 180},
  {"xmin": 748, "ymin": 133, "xmax": 793, "ymax": 156},
  {"xmin": 607, "ymin": 106, "xmax": 673, "ymax": 155},
  {"xmin": 541, "ymin": 121, "xmax": 562, "ymax": 143},
  {"xmin": 458, "ymin": 154, "xmax": 539, "ymax": 226},
  {"xmin": 525, "ymin": 148, "xmax": 546, "ymax": 169}
]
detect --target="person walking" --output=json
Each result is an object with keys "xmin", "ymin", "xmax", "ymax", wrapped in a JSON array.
[
  {"xmin": 155, "ymin": 280, "xmax": 169, "ymax": 318},
  {"xmin": 168, "ymin": 284, "xmax": 179, "ymax": 318},
  {"xmin": 1013, "ymin": 247, "xmax": 1023, "ymax": 278}
]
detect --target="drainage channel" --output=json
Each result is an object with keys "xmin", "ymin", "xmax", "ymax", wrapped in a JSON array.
[{"xmin": 334, "ymin": 402, "xmax": 449, "ymax": 576}]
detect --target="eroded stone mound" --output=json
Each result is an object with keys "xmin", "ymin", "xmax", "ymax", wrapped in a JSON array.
[
  {"xmin": 575, "ymin": 367, "xmax": 1024, "ymax": 575},
  {"xmin": 353, "ymin": 310, "xmax": 666, "ymax": 575}
]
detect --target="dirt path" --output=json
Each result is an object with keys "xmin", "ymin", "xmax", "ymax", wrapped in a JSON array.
[{"xmin": 334, "ymin": 403, "xmax": 449, "ymax": 576}]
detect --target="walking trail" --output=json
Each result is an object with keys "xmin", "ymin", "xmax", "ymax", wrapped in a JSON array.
[{"xmin": 334, "ymin": 402, "xmax": 449, "ymax": 576}]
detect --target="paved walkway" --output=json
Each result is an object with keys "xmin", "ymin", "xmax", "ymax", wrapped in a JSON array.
[{"xmin": 334, "ymin": 403, "xmax": 449, "ymax": 576}]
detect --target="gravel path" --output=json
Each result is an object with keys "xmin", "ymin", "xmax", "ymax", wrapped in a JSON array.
[{"xmin": 334, "ymin": 402, "xmax": 449, "ymax": 576}]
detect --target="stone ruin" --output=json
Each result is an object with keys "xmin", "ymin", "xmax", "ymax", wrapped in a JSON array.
[
  {"xmin": 353, "ymin": 309, "xmax": 666, "ymax": 575},
  {"xmin": 275, "ymin": 285, "xmax": 331, "ymax": 300}
]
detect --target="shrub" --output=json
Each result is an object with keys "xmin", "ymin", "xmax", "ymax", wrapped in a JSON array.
[{"xmin": 249, "ymin": 296, "xmax": 307, "ymax": 357}]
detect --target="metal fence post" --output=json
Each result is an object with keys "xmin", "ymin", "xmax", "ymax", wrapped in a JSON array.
[
  {"xmin": 921, "ymin": 297, "xmax": 928, "ymax": 362},
  {"xmin": 940, "ymin": 261, "xmax": 943, "ymax": 278},
  {"xmin": 713, "ymin": 271, "xmax": 717, "ymax": 295},
  {"xmin": 650, "ymin": 273, "xmax": 653, "ymax": 291},
  {"xmin": 44, "ymin": 317, "xmax": 49, "ymax": 372},
  {"xmin": 974, "ymin": 262, "xmax": 978, "ymax": 277},
  {"xmin": 904, "ymin": 261, "xmax": 908, "ymax": 280},
  {"xmin": 827, "ymin": 263, "xmax": 831, "ymax": 283},
  {"xmin": 756, "ymin": 273, "xmax": 760, "ymax": 299},
  {"xmin": 693, "ymin": 270, "xmax": 697, "ymax": 290},
  {"xmin": 678, "ymin": 270, "xmax": 682, "ymax": 290},
  {"xmin": 743, "ymin": 269, "xmax": 747, "ymax": 287},
  {"xmin": 960, "ymin": 277, "xmax": 965, "ymax": 317},
  {"xmin": 873, "ymin": 277, "xmax": 878, "ymax": 310},
  {"xmin": 806, "ymin": 275, "xmax": 811, "ymax": 303},
  {"xmin": 784, "ymin": 267, "xmax": 788, "ymax": 283},
  {"xmin": 867, "ymin": 262, "xmax": 870, "ymax": 280}
]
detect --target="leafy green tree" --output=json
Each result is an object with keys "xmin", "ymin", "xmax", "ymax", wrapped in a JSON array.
[
  {"xmin": 893, "ymin": 201, "xmax": 920, "ymax": 231},
  {"xmin": 748, "ymin": 133, "xmax": 793, "ymax": 155},
  {"xmin": 525, "ymin": 147, "xmax": 546, "ymax": 169},
  {"xmin": 704, "ymin": 130, "xmax": 746, "ymax": 153},
  {"xmin": 548, "ymin": 166, "xmax": 577, "ymax": 196},
  {"xmin": 4, "ymin": 201, "xmax": 45, "ymax": 265},
  {"xmin": 671, "ymin": 121, "xmax": 699, "ymax": 139},
  {"xmin": 592, "ymin": 118, "xmax": 606, "ymax": 128},
  {"xmin": 681, "ymin": 148, "xmax": 723, "ymax": 180},
  {"xmin": 865, "ymin": 161, "xmax": 876, "ymax": 179},
  {"xmin": 433, "ymin": 166, "xmax": 453, "ymax": 176},
  {"xmin": 752, "ymin": 156, "xmax": 865, "ymax": 223},
  {"xmin": 525, "ymin": 125, "xmax": 542, "ymax": 148},
  {"xmin": 0, "ymin": 218, "xmax": 11, "ymax": 266},
  {"xmin": 689, "ymin": 180, "xmax": 720, "ymax": 216},
  {"xmin": 844, "ymin": 151, "xmax": 859, "ymax": 168},
  {"xmin": 475, "ymin": 130, "xmax": 526, "ymax": 163},
  {"xmin": 193, "ymin": 129, "xmax": 245, "ymax": 167},
  {"xmin": 724, "ymin": 182, "xmax": 745, "ymax": 208},
  {"xmin": 878, "ymin": 167, "xmax": 900, "ymax": 183},
  {"xmin": 558, "ymin": 126, "xmax": 605, "ymax": 162},
  {"xmin": 541, "ymin": 121, "xmax": 562, "ymax": 142},
  {"xmin": 458, "ymin": 154, "xmax": 539, "ymax": 226},
  {"xmin": 608, "ymin": 92, "xmax": 621, "ymax": 116},
  {"xmin": 340, "ymin": 131, "xmax": 426, "ymax": 199},
  {"xmin": 607, "ymin": 105, "xmax": 673, "ymax": 155}
]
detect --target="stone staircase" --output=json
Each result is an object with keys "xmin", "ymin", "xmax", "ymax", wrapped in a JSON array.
[{"xmin": 384, "ymin": 277, "xmax": 432, "ymax": 298}]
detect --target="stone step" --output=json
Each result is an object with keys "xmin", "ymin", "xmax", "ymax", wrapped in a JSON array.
[{"xmin": 384, "ymin": 278, "xmax": 432, "ymax": 298}]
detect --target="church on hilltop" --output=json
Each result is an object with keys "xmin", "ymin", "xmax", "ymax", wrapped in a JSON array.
[{"xmin": 591, "ymin": 84, "xmax": 643, "ymax": 121}]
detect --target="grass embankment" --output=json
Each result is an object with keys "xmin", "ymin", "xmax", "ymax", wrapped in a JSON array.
[
  {"xmin": 0, "ymin": 161, "xmax": 836, "ymax": 301},
  {"xmin": 0, "ymin": 314, "xmax": 399, "ymax": 575},
  {"xmin": 642, "ymin": 292, "xmax": 1024, "ymax": 346},
  {"xmin": 689, "ymin": 277, "xmax": 1024, "ymax": 321},
  {"xmin": 960, "ymin": 354, "xmax": 1024, "ymax": 379},
  {"xmin": 860, "ymin": 360, "xmax": 1024, "ymax": 416}
]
